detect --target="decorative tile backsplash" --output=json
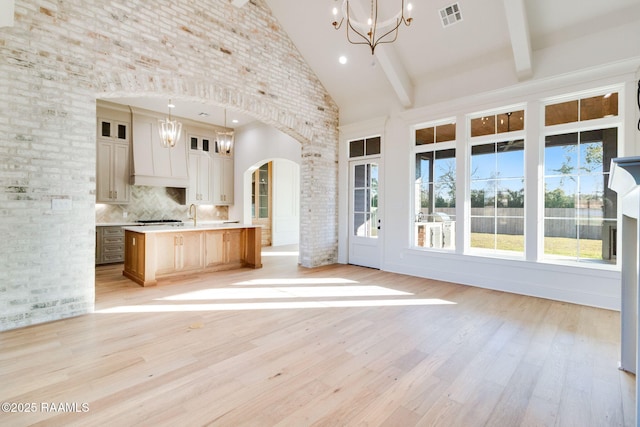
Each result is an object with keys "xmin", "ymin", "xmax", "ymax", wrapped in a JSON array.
[{"xmin": 96, "ymin": 186, "xmax": 228, "ymax": 224}]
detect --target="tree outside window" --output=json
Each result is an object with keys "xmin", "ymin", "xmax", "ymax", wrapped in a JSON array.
[
  {"xmin": 543, "ymin": 129, "xmax": 617, "ymax": 262},
  {"xmin": 413, "ymin": 121, "xmax": 456, "ymax": 250},
  {"xmin": 414, "ymin": 149, "xmax": 456, "ymax": 249}
]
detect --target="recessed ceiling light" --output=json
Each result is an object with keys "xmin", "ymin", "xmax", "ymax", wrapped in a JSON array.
[
  {"xmin": 339, "ymin": 56, "xmax": 347, "ymax": 65},
  {"xmin": 232, "ymin": 119, "xmax": 239, "ymax": 124},
  {"xmin": 168, "ymin": 102, "xmax": 175, "ymax": 109}
]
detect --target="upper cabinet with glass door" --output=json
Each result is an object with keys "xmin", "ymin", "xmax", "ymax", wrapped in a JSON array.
[{"xmin": 96, "ymin": 103, "xmax": 131, "ymax": 204}]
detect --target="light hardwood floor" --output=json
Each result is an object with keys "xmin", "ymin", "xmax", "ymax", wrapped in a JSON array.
[{"xmin": 0, "ymin": 246, "xmax": 635, "ymax": 426}]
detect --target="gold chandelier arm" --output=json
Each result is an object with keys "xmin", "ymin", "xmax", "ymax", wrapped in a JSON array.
[
  {"xmin": 345, "ymin": 15, "xmax": 376, "ymax": 52},
  {"xmin": 333, "ymin": 0, "xmax": 414, "ymax": 55}
]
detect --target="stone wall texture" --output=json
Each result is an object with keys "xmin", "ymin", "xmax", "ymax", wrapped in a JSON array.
[{"xmin": 0, "ymin": 0, "xmax": 339, "ymax": 330}]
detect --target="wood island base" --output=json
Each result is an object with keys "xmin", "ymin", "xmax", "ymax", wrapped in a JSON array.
[{"xmin": 123, "ymin": 225, "xmax": 262, "ymax": 287}]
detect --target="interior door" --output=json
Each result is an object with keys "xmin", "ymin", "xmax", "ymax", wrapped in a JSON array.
[{"xmin": 349, "ymin": 159, "xmax": 381, "ymax": 268}]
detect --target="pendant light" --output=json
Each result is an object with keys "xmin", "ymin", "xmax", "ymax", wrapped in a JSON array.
[
  {"xmin": 158, "ymin": 99, "xmax": 182, "ymax": 148},
  {"xmin": 216, "ymin": 109, "xmax": 234, "ymax": 155}
]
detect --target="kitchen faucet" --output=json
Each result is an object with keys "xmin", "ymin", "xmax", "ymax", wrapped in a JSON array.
[{"xmin": 188, "ymin": 203, "xmax": 197, "ymax": 227}]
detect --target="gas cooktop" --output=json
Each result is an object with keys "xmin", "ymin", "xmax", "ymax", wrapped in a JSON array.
[{"xmin": 135, "ymin": 219, "xmax": 184, "ymax": 226}]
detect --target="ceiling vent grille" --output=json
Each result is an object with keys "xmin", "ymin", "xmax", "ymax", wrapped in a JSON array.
[{"xmin": 439, "ymin": 3, "xmax": 462, "ymax": 28}]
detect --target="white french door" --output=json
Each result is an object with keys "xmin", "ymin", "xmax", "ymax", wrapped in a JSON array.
[{"xmin": 348, "ymin": 159, "xmax": 381, "ymax": 268}]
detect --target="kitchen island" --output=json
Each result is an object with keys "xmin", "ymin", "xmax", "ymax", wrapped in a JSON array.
[{"xmin": 122, "ymin": 223, "xmax": 262, "ymax": 286}]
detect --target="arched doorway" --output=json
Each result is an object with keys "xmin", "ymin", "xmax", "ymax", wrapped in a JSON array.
[{"xmin": 244, "ymin": 159, "xmax": 300, "ymax": 248}]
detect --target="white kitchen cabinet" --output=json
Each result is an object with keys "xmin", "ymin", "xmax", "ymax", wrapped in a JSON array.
[
  {"xmin": 96, "ymin": 117, "xmax": 130, "ymax": 204},
  {"xmin": 188, "ymin": 134, "xmax": 213, "ymax": 153},
  {"xmin": 212, "ymin": 156, "xmax": 234, "ymax": 205},
  {"xmin": 186, "ymin": 133, "xmax": 215, "ymax": 205},
  {"xmin": 130, "ymin": 111, "xmax": 189, "ymax": 188},
  {"xmin": 187, "ymin": 152, "xmax": 212, "ymax": 204}
]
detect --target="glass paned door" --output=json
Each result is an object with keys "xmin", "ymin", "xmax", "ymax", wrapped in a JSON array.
[
  {"xmin": 353, "ymin": 162, "xmax": 378, "ymax": 238},
  {"xmin": 349, "ymin": 160, "xmax": 381, "ymax": 268}
]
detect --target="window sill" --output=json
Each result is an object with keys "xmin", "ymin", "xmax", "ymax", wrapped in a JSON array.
[{"xmin": 540, "ymin": 256, "xmax": 619, "ymax": 272}]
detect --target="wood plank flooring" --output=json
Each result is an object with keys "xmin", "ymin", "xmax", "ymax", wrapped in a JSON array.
[{"xmin": 0, "ymin": 245, "xmax": 635, "ymax": 426}]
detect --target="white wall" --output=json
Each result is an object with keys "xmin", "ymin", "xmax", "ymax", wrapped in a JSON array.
[
  {"xmin": 232, "ymin": 121, "xmax": 301, "ymax": 245},
  {"xmin": 272, "ymin": 159, "xmax": 300, "ymax": 246}
]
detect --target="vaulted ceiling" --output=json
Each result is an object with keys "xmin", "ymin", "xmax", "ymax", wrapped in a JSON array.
[
  {"xmin": 264, "ymin": 0, "xmax": 640, "ymax": 122},
  {"xmin": 110, "ymin": 0, "xmax": 640, "ymax": 129}
]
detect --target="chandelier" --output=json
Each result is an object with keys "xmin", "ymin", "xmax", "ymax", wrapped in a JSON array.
[
  {"xmin": 332, "ymin": 0, "xmax": 413, "ymax": 55},
  {"xmin": 216, "ymin": 109, "xmax": 234, "ymax": 155},
  {"xmin": 158, "ymin": 99, "xmax": 182, "ymax": 148}
]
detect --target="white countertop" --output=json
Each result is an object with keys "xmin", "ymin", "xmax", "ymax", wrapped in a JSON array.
[
  {"xmin": 97, "ymin": 220, "xmax": 242, "ymax": 228},
  {"xmin": 121, "ymin": 223, "xmax": 260, "ymax": 233}
]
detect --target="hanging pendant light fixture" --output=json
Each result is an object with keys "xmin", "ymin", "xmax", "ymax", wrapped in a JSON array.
[
  {"xmin": 158, "ymin": 99, "xmax": 182, "ymax": 148},
  {"xmin": 331, "ymin": 0, "xmax": 413, "ymax": 55},
  {"xmin": 216, "ymin": 109, "xmax": 234, "ymax": 156}
]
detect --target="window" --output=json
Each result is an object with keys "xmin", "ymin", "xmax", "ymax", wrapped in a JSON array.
[
  {"xmin": 353, "ymin": 162, "xmax": 378, "ymax": 238},
  {"xmin": 543, "ymin": 129, "xmax": 618, "ymax": 262},
  {"xmin": 470, "ymin": 110, "xmax": 524, "ymax": 137},
  {"xmin": 413, "ymin": 122, "xmax": 456, "ymax": 249},
  {"xmin": 350, "ymin": 136, "xmax": 381, "ymax": 158},
  {"xmin": 406, "ymin": 88, "xmax": 621, "ymax": 267},
  {"xmin": 416, "ymin": 123, "xmax": 456, "ymax": 145},
  {"xmin": 469, "ymin": 109, "xmax": 525, "ymax": 254},
  {"xmin": 349, "ymin": 135, "xmax": 381, "ymax": 238},
  {"xmin": 545, "ymin": 93, "xmax": 618, "ymax": 126},
  {"xmin": 543, "ymin": 91, "xmax": 619, "ymax": 263},
  {"xmin": 251, "ymin": 163, "xmax": 270, "ymax": 219}
]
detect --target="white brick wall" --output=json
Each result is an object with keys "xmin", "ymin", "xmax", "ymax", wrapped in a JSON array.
[{"xmin": 0, "ymin": 0, "xmax": 339, "ymax": 331}]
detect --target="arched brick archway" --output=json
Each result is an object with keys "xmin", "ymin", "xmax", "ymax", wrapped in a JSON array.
[
  {"xmin": 94, "ymin": 75, "xmax": 316, "ymax": 144},
  {"xmin": 94, "ymin": 74, "xmax": 337, "ymax": 268},
  {"xmin": 0, "ymin": 0, "xmax": 339, "ymax": 330}
]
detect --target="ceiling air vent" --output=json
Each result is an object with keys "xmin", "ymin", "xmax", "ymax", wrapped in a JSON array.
[{"xmin": 439, "ymin": 3, "xmax": 462, "ymax": 28}]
